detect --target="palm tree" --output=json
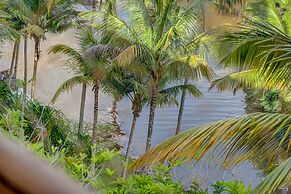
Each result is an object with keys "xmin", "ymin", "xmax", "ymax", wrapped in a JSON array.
[
  {"xmin": 49, "ymin": 44, "xmax": 92, "ymax": 135},
  {"xmin": 131, "ymin": 0, "xmax": 291, "ymax": 193},
  {"xmin": 50, "ymin": 31, "xmax": 112, "ymax": 144},
  {"xmin": 103, "ymin": 65, "xmax": 203, "ymax": 178},
  {"xmin": 8, "ymin": 0, "xmax": 78, "ymax": 99},
  {"xmin": 101, "ymin": 0, "xmax": 214, "ymax": 151}
]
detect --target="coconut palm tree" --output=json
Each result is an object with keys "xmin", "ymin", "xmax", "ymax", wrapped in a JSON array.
[
  {"xmin": 50, "ymin": 30, "xmax": 114, "ymax": 144},
  {"xmin": 100, "ymin": 0, "xmax": 214, "ymax": 151},
  {"xmin": 49, "ymin": 45, "xmax": 91, "ymax": 135},
  {"xmin": 7, "ymin": 0, "xmax": 78, "ymax": 99},
  {"xmin": 131, "ymin": 0, "xmax": 291, "ymax": 193},
  {"xmin": 103, "ymin": 65, "xmax": 203, "ymax": 178}
]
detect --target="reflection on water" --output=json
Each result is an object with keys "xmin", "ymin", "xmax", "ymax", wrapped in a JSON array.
[{"xmin": 117, "ymin": 61, "xmax": 262, "ymax": 188}]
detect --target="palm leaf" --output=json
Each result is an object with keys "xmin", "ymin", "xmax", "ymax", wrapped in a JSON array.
[
  {"xmin": 51, "ymin": 75, "xmax": 92, "ymax": 103},
  {"xmin": 254, "ymin": 157, "xmax": 291, "ymax": 194},
  {"xmin": 131, "ymin": 113, "xmax": 290, "ymax": 170}
]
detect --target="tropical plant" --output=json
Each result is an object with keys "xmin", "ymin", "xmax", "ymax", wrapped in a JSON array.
[
  {"xmin": 49, "ymin": 39, "xmax": 92, "ymax": 134},
  {"xmin": 130, "ymin": 1, "xmax": 291, "ymax": 193},
  {"xmin": 7, "ymin": 0, "xmax": 78, "ymax": 99},
  {"xmin": 103, "ymin": 64, "xmax": 202, "ymax": 177},
  {"xmin": 50, "ymin": 30, "xmax": 113, "ymax": 144},
  {"xmin": 97, "ymin": 0, "xmax": 214, "ymax": 152}
]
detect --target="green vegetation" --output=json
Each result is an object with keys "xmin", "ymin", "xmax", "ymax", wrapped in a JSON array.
[{"xmin": 0, "ymin": 0, "xmax": 290, "ymax": 193}]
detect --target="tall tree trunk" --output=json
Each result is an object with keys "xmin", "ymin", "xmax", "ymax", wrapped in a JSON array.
[
  {"xmin": 92, "ymin": 82, "xmax": 99, "ymax": 145},
  {"xmin": 21, "ymin": 36, "xmax": 28, "ymax": 142},
  {"xmin": 200, "ymin": 0, "xmax": 205, "ymax": 32},
  {"xmin": 145, "ymin": 84, "xmax": 158, "ymax": 151},
  {"xmin": 175, "ymin": 79, "xmax": 188, "ymax": 135},
  {"xmin": 11, "ymin": 42, "xmax": 20, "ymax": 90},
  {"xmin": 23, "ymin": 36, "xmax": 28, "ymax": 97},
  {"xmin": 99, "ymin": 0, "xmax": 103, "ymax": 9},
  {"xmin": 111, "ymin": 97, "xmax": 121, "ymax": 131},
  {"xmin": 92, "ymin": 0, "xmax": 97, "ymax": 11},
  {"xmin": 78, "ymin": 83, "xmax": 87, "ymax": 134},
  {"xmin": 122, "ymin": 105, "xmax": 139, "ymax": 178},
  {"xmin": 31, "ymin": 37, "xmax": 41, "ymax": 99},
  {"xmin": 9, "ymin": 43, "xmax": 17, "ymax": 78}
]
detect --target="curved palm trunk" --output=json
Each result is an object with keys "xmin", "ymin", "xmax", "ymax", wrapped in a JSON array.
[
  {"xmin": 92, "ymin": 82, "xmax": 99, "ymax": 145},
  {"xmin": 31, "ymin": 37, "xmax": 41, "ymax": 99},
  {"xmin": 78, "ymin": 83, "xmax": 87, "ymax": 134},
  {"xmin": 175, "ymin": 79, "xmax": 188, "ymax": 135},
  {"xmin": 121, "ymin": 106, "xmax": 140, "ymax": 178},
  {"xmin": 23, "ymin": 36, "xmax": 28, "ymax": 97},
  {"xmin": 145, "ymin": 85, "xmax": 158, "ymax": 151}
]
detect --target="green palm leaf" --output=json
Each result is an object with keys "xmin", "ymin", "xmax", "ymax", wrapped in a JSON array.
[
  {"xmin": 131, "ymin": 113, "xmax": 290, "ymax": 169},
  {"xmin": 51, "ymin": 75, "xmax": 92, "ymax": 103},
  {"xmin": 254, "ymin": 157, "xmax": 291, "ymax": 194}
]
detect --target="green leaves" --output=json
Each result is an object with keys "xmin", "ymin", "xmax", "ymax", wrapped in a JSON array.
[
  {"xmin": 131, "ymin": 112, "xmax": 291, "ymax": 179},
  {"xmin": 51, "ymin": 75, "xmax": 92, "ymax": 103},
  {"xmin": 254, "ymin": 157, "xmax": 291, "ymax": 194}
]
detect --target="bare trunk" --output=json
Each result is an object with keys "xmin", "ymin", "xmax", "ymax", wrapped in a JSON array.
[
  {"xmin": 23, "ymin": 36, "xmax": 28, "ymax": 97},
  {"xmin": 78, "ymin": 83, "xmax": 87, "ymax": 134},
  {"xmin": 92, "ymin": 0, "xmax": 97, "ymax": 11},
  {"xmin": 200, "ymin": 0, "xmax": 205, "ymax": 32},
  {"xmin": 31, "ymin": 37, "xmax": 41, "ymax": 99},
  {"xmin": 122, "ymin": 108, "xmax": 139, "ymax": 178},
  {"xmin": 11, "ymin": 42, "xmax": 20, "ymax": 90},
  {"xmin": 9, "ymin": 43, "xmax": 17, "ymax": 77},
  {"xmin": 111, "ymin": 97, "xmax": 121, "ymax": 131},
  {"xmin": 92, "ymin": 82, "xmax": 99, "ymax": 145},
  {"xmin": 175, "ymin": 79, "xmax": 188, "ymax": 135},
  {"xmin": 99, "ymin": 0, "xmax": 103, "ymax": 9},
  {"xmin": 145, "ymin": 84, "xmax": 158, "ymax": 151}
]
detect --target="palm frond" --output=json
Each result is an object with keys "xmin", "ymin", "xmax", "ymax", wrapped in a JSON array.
[
  {"xmin": 51, "ymin": 75, "xmax": 92, "ymax": 103},
  {"xmin": 254, "ymin": 157, "xmax": 291, "ymax": 194},
  {"xmin": 209, "ymin": 70, "xmax": 261, "ymax": 94},
  {"xmin": 220, "ymin": 19, "xmax": 291, "ymax": 92},
  {"xmin": 131, "ymin": 113, "xmax": 291, "ymax": 170},
  {"xmin": 167, "ymin": 55, "xmax": 215, "ymax": 80}
]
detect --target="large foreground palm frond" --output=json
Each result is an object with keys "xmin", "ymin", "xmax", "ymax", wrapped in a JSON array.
[
  {"xmin": 254, "ymin": 157, "xmax": 291, "ymax": 194},
  {"xmin": 132, "ymin": 113, "xmax": 290, "ymax": 169},
  {"xmin": 221, "ymin": 19, "xmax": 291, "ymax": 92},
  {"xmin": 131, "ymin": 113, "xmax": 291, "ymax": 192}
]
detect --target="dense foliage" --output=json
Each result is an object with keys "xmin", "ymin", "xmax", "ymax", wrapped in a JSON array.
[{"xmin": 0, "ymin": 0, "xmax": 290, "ymax": 193}]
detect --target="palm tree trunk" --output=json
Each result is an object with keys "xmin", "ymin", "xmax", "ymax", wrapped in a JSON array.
[
  {"xmin": 145, "ymin": 84, "xmax": 158, "ymax": 151},
  {"xmin": 31, "ymin": 37, "xmax": 41, "ymax": 99},
  {"xmin": 111, "ymin": 97, "xmax": 121, "ymax": 131},
  {"xmin": 99, "ymin": 0, "xmax": 103, "ymax": 9},
  {"xmin": 200, "ymin": 0, "xmax": 205, "ymax": 32},
  {"xmin": 92, "ymin": 82, "xmax": 99, "ymax": 145},
  {"xmin": 11, "ymin": 42, "xmax": 20, "ymax": 90},
  {"xmin": 9, "ymin": 43, "xmax": 17, "ymax": 78},
  {"xmin": 122, "ymin": 106, "xmax": 139, "ymax": 178},
  {"xmin": 78, "ymin": 83, "xmax": 87, "ymax": 134},
  {"xmin": 175, "ymin": 79, "xmax": 188, "ymax": 135},
  {"xmin": 23, "ymin": 36, "xmax": 28, "ymax": 97},
  {"xmin": 92, "ymin": 0, "xmax": 97, "ymax": 11}
]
